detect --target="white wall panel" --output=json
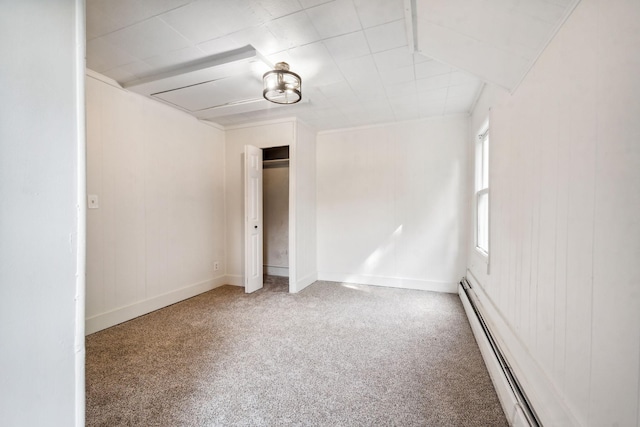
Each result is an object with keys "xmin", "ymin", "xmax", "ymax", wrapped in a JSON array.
[
  {"xmin": 0, "ymin": 1, "xmax": 84, "ymax": 424},
  {"xmin": 317, "ymin": 116, "xmax": 468, "ymax": 292},
  {"xmin": 467, "ymin": 1, "xmax": 640, "ymax": 425},
  {"xmin": 292, "ymin": 121, "xmax": 317, "ymax": 292},
  {"xmin": 85, "ymin": 76, "xmax": 226, "ymax": 333}
]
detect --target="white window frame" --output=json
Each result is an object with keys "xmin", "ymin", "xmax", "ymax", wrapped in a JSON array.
[{"xmin": 475, "ymin": 122, "xmax": 489, "ymax": 258}]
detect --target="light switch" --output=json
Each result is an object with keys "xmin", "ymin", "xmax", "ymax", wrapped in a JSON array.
[{"xmin": 88, "ymin": 194, "xmax": 99, "ymax": 209}]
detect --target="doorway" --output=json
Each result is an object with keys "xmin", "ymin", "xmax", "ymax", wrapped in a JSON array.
[
  {"xmin": 262, "ymin": 146, "xmax": 290, "ymax": 279},
  {"xmin": 244, "ymin": 144, "xmax": 294, "ymax": 294}
]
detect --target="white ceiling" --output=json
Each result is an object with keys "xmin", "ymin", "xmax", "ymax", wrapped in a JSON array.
[
  {"xmin": 86, "ymin": 0, "xmax": 579, "ymax": 131},
  {"xmin": 415, "ymin": 0, "xmax": 580, "ymax": 91}
]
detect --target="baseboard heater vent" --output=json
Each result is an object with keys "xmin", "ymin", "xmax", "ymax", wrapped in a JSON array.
[{"xmin": 460, "ymin": 277, "xmax": 542, "ymax": 427}]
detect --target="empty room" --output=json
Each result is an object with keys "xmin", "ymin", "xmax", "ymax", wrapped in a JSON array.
[{"xmin": 1, "ymin": 0, "xmax": 639, "ymax": 426}]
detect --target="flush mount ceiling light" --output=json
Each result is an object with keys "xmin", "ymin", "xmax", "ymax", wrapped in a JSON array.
[{"xmin": 263, "ymin": 62, "xmax": 302, "ymax": 104}]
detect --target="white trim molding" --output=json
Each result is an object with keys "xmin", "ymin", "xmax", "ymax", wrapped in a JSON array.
[{"xmin": 318, "ymin": 272, "xmax": 457, "ymax": 293}]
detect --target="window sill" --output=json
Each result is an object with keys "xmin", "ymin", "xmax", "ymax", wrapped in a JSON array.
[{"xmin": 474, "ymin": 246, "xmax": 489, "ymax": 262}]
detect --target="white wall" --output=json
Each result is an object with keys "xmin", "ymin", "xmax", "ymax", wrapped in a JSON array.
[
  {"xmin": 85, "ymin": 74, "xmax": 226, "ymax": 333},
  {"xmin": 317, "ymin": 116, "xmax": 468, "ymax": 292},
  {"xmin": 263, "ymin": 165, "xmax": 289, "ymax": 275},
  {"xmin": 292, "ymin": 121, "xmax": 317, "ymax": 292},
  {"xmin": 0, "ymin": 1, "xmax": 85, "ymax": 425},
  {"xmin": 467, "ymin": 0, "xmax": 640, "ymax": 425}
]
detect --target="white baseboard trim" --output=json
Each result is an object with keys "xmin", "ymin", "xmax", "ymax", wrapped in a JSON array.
[
  {"xmin": 85, "ymin": 276, "xmax": 227, "ymax": 334},
  {"xmin": 464, "ymin": 271, "xmax": 580, "ymax": 426},
  {"xmin": 317, "ymin": 272, "xmax": 457, "ymax": 293},
  {"xmin": 224, "ymin": 274, "xmax": 244, "ymax": 287},
  {"xmin": 291, "ymin": 271, "xmax": 317, "ymax": 293},
  {"xmin": 263, "ymin": 265, "xmax": 289, "ymax": 277}
]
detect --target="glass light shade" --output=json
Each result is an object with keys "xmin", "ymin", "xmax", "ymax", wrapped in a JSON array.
[{"xmin": 263, "ymin": 62, "xmax": 302, "ymax": 104}]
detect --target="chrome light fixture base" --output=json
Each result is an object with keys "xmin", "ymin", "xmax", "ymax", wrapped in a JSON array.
[{"xmin": 263, "ymin": 62, "xmax": 302, "ymax": 104}]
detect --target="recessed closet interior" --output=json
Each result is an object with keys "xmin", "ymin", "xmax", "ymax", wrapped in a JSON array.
[{"xmin": 262, "ymin": 146, "xmax": 290, "ymax": 279}]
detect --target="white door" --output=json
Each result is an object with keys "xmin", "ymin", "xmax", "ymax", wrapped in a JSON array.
[{"xmin": 244, "ymin": 145, "xmax": 263, "ymax": 293}]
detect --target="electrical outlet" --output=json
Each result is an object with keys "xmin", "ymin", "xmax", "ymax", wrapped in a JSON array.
[{"xmin": 213, "ymin": 261, "xmax": 219, "ymax": 271}]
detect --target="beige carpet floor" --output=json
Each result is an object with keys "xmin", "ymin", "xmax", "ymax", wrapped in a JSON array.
[{"xmin": 86, "ymin": 277, "xmax": 508, "ymax": 426}]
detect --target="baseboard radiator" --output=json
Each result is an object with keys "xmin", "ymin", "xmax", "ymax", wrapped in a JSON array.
[{"xmin": 459, "ymin": 277, "xmax": 541, "ymax": 427}]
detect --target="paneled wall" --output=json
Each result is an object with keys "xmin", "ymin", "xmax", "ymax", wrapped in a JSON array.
[
  {"xmin": 85, "ymin": 75, "xmax": 226, "ymax": 333},
  {"xmin": 467, "ymin": 0, "xmax": 640, "ymax": 425},
  {"xmin": 317, "ymin": 116, "xmax": 468, "ymax": 292},
  {"xmin": 0, "ymin": 2, "xmax": 84, "ymax": 424},
  {"xmin": 292, "ymin": 121, "xmax": 317, "ymax": 292}
]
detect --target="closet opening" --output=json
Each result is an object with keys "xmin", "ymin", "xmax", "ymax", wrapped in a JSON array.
[{"xmin": 262, "ymin": 146, "xmax": 290, "ymax": 280}]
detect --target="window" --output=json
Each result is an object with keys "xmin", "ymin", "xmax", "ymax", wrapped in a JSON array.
[{"xmin": 475, "ymin": 123, "xmax": 489, "ymax": 256}]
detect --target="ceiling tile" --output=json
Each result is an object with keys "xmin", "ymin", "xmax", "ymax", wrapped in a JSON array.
[
  {"xmin": 88, "ymin": 0, "xmax": 191, "ymax": 30},
  {"xmin": 364, "ymin": 20, "xmax": 408, "ymax": 53},
  {"xmin": 86, "ymin": 4, "xmax": 121, "ymax": 40},
  {"xmin": 388, "ymin": 93, "xmax": 419, "ymax": 109},
  {"xmin": 254, "ymin": 0, "xmax": 303, "ymax": 19},
  {"xmin": 419, "ymin": 21, "xmax": 531, "ymax": 89},
  {"xmin": 413, "ymin": 52, "xmax": 431, "ymax": 64},
  {"xmin": 415, "ymin": 73, "xmax": 451, "ymax": 92},
  {"xmin": 207, "ymin": 0, "xmax": 265, "ymax": 34},
  {"xmin": 353, "ymin": 81, "xmax": 387, "ymax": 102},
  {"xmin": 266, "ymin": 11, "xmax": 321, "ymax": 49},
  {"xmin": 100, "ymin": 66, "xmax": 138, "ymax": 83},
  {"xmin": 444, "ymin": 95, "xmax": 472, "ymax": 113},
  {"xmin": 86, "ymin": 38, "xmax": 138, "ymax": 72},
  {"xmin": 418, "ymin": 88, "xmax": 448, "ymax": 104},
  {"xmin": 104, "ymin": 18, "xmax": 191, "ymax": 60},
  {"xmin": 305, "ymin": 0, "xmax": 362, "ymax": 39},
  {"xmin": 328, "ymin": 92, "xmax": 361, "ymax": 108},
  {"xmin": 323, "ymin": 31, "xmax": 371, "ymax": 62},
  {"xmin": 231, "ymin": 25, "xmax": 283, "ymax": 56},
  {"xmin": 266, "ymin": 50, "xmax": 294, "ymax": 67},
  {"xmin": 337, "ymin": 55, "xmax": 379, "ymax": 85},
  {"xmin": 449, "ymin": 70, "xmax": 481, "ymax": 86},
  {"xmin": 384, "ymin": 81, "xmax": 418, "ymax": 99},
  {"xmin": 446, "ymin": 82, "xmax": 481, "ymax": 101},
  {"xmin": 415, "ymin": 0, "xmax": 579, "ymax": 92},
  {"xmin": 391, "ymin": 98, "xmax": 421, "ymax": 121},
  {"xmin": 353, "ymin": 0, "xmax": 405, "ymax": 28},
  {"xmin": 419, "ymin": 103, "xmax": 445, "ymax": 118},
  {"xmin": 301, "ymin": 88, "xmax": 332, "ymax": 107},
  {"xmin": 507, "ymin": 16, "xmax": 555, "ymax": 51},
  {"xmin": 378, "ymin": 65, "xmax": 415, "ymax": 85},
  {"xmin": 519, "ymin": 0, "xmax": 567, "ymax": 24},
  {"xmin": 143, "ymin": 46, "xmax": 208, "ymax": 70},
  {"xmin": 159, "ymin": 1, "xmax": 225, "ymax": 44},
  {"xmin": 317, "ymin": 80, "xmax": 354, "ymax": 99},
  {"xmin": 299, "ymin": 0, "xmax": 332, "ymax": 8},
  {"xmin": 286, "ymin": 42, "xmax": 344, "ymax": 86},
  {"xmin": 198, "ymin": 36, "xmax": 244, "ymax": 56},
  {"xmin": 373, "ymin": 47, "xmax": 414, "ymax": 72},
  {"xmin": 414, "ymin": 60, "xmax": 451, "ymax": 80},
  {"xmin": 359, "ymin": 101, "xmax": 396, "ymax": 123}
]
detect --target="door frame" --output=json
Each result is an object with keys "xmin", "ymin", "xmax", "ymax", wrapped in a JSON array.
[{"xmin": 244, "ymin": 142, "xmax": 296, "ymax": 293}]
